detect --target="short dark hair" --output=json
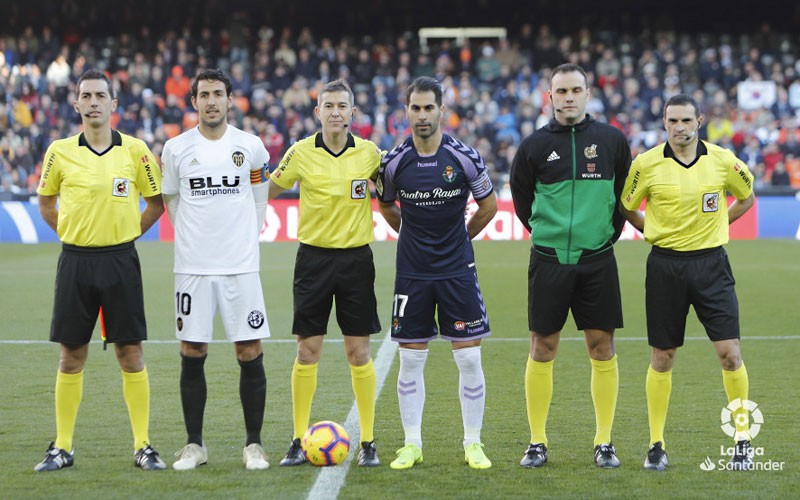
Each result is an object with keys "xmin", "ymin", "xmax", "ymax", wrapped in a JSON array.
[
  {"xmin": 76, "ymin": 70, "xmax": 115, "ymax": 99},
  {"xmin": 664, "ymin": 93, "xmax": 701, "ymax": 117},
  {"xmin": 550, "ymin": 63, "xmax": 588, "ymax": 88},
  {"xmin": 191, "ymin": 68, "xmax": 232, "ymax": 98},
  {"xmin": 406, "ymin": 76, "xmax": 442, "ymax": 106},
  {"xmin": 318, "ymin": 79, "xmax": 354, "ymax": 106}
]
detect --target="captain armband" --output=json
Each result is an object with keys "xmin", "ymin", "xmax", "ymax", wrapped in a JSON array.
[{"xmin": 251, "ymin": 164, "xmax": 269, "ymax": 185}]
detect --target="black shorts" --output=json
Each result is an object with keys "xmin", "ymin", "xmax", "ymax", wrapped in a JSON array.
[
  {"xmin": 527, "ymin": 245, "xmax": 623, "ymax": 334},
  {"xmin": 292, "ymin": 243, "xmax": 381, "ymax": 336},
  {"xmin": 646, "ymin": 246, "xmax": 740, "ymax": 349},
  {"xmin": 50, "ymin": 242, "xmax": 147, "ymax": 345},
  {"xmin": 390, "ymin": 271, "xmax": 491, "ymax": 343}
]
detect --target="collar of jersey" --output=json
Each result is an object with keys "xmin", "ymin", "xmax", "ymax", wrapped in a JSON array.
[
  {"xmin": 78, "ymin": 130, "xmax": 123, "ymax": 156},
  {"xmin": 315, "ymin": 132, "xmax": 356, "ymax": 158},
  {"xmin": 663, "ymin": 140, "xmax": 708, "ymax": 168},
  {"xmin": 545, "ymin": 114, "xmax": 593, "ymax": 133}
]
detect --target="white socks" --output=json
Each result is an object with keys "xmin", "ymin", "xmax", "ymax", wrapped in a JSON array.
[
  {"xmin": 453, "ymin": 346, "xmax": 486, "ymax": 447},
  {"xmin": 397, "ymin": 345, "xmax": 486, "ymax": 449},
  {"xmin": 397, "ymin": 348, "xmax": 428, "ymax": 448}
]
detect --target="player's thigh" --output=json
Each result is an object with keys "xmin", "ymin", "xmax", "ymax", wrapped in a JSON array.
[
  {"xmin": 390, "ymin": 277, "xmax": 437, "ymax": 343},
  {"xmin": 292, "ymin": 245, "xmax": 336, "ymax": 335},
  {"xmin": 528, "ymin": 252, "xmax": 572, "ymax": 334},
  {"xmin": 98, "ymin": 248, "xmax": 148, "ymax": 343},
  {"xmin": 435, "ymin": 272, "xmax": 491, "ymax": 341},
  {"xmin": 691, "ymin": 248, "xmax": 740, "ymax": 341},
  {"xmin": 50, "ymin": 250, "xmax": 98, "ymax": 345},
  {"xmin": 174, "ymin": 274, "xmax": 216, "ymax": 342},
  {"xmin": 333, "ymin": 246, "xmax": 380, "ymax": 335},
  {"xmin": 645, "ymin": 251, "xmax": 690, "ymax": 349},
  {"xmin": 217, "ymin": 273, "xmax": 271, "ymax": 341},
  {"xmin": 572, "ymin": 250, "xmax": 623, "ymax": 331}
]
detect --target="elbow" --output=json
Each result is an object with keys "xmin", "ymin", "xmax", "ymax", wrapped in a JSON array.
[{"xmin": 153, "ymin": 199, "xmax": 166, "ymax": 217}]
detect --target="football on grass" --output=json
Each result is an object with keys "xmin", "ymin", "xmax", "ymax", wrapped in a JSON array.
[{"xmin": 302, "ymin": 421, "xmax": 350, "ymax": 466}]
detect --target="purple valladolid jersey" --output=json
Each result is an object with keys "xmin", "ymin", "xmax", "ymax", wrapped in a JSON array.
[{"xmin": 378, "ymin": 134, "xmax": 494, "ymax": 279}]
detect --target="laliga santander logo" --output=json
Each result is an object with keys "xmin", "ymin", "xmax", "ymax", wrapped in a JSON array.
[
  {"xmin": 699, "ymin": 398, "xmax": 784, "ymax": 471},
  {"xmin": 720, "ymin": 398, "xmax": 763, "ymax": 441}
]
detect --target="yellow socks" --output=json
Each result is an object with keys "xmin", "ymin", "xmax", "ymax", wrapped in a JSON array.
[
  {"xmin": 525, "ymin": 357, "xmax": 553, "ymax": 446},
  {"xmin": 722, "ymin": 363, "xmax": 750, "ymax": 440},
  {"xmin": 54, "ymin": 370, "xmax": 84, "ymax": 452},
  {"xmin": 122, "ymin": 367, "xmax": 151, "ymax": 451},
  {"xmin": 291, "ymin": 359, "xmax": 318, "ymax": 439},
  {"xmin": 350, "ymin": 359, "xmax": 376, "ymax": 443},
  {"xmin": 646, "ymin": 365, "xmax": 672, "ymax": 448},
  {"xmin": 590, "ymin": 355, "xmax": 619, "ymax": 445}
]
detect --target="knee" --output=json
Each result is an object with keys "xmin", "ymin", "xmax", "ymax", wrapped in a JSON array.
[
  {"xmin": 587, "ymin": 339, "xmax": 615, "ymax": 361},
  {"xmin": 345, "ymin": 343, "xmax": 371, "ymax": 366},
  {"xmin": 117, "ymin": 346, "xmax": 145, "ymax": 372},
  {"xmin": 296, "ymin": 341, "xmax": 321, "ymax": 365},
  {"xmin": 58, "ymin": 347, "xmax": 87, "ymax": 374},
  {"xmin": 530, "ymin": 332, "xmax": 558, "ymax": 361},
  {"xmin": 650, "ymin": 348, "xmax": 675, "ymax": 371},
  {"xmin": 719, "ymin": 350, "xmax": 742, "ymax": 371},
  {"xmin": 235, "ymin": 340, "xmax": 262, "ymax": 362}
]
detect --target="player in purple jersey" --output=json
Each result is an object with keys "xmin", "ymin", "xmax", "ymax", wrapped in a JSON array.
[{"xmin": 377, "ymin": 77, "xmax": 497, "ymax": 470}]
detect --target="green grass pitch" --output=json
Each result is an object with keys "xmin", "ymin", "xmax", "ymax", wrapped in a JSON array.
[{"xmin": 0, "ymin": 240, "xmax": 797, "ymax": 499}]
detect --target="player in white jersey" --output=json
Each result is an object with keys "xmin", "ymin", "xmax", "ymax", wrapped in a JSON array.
[{"xmin": 161, "ymin": 69, "xmax": 271, "ymax": 471}]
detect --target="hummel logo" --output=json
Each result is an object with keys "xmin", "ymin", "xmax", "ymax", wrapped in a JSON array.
[
  {"xmin": 189, "ymin": 158, "xmax": 200, "ymax": 166},
  {"xmin": 547, "ymin": 151, "xmax": 560, "ymax": 162}
]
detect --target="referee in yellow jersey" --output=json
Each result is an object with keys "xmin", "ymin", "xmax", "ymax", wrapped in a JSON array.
[
  {"xmin": 621, "ymin": 94, "xmax": 755, "ymax": 472},
  {"xmin": 34, "ymin": 70, "xmax": 166, "ymax": 472},
  {"xmin": 269, "ymin": 79, "xmax": 382, "ymax": 467}
]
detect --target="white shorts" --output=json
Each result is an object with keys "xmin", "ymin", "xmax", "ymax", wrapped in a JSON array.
[{"xmin": 174, "ymin": 273, "xmax": 270, "ymax": 343}]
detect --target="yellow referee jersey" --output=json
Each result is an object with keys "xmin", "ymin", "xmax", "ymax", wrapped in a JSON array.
[
  {"xmin": 37, "ymin": 131, "xmax": 162, "ymax": 246},
  {"xmin": 272, "ymin": 133, "xmax": 381, "ymax": 248},
  {"xmin": 622, "ymin": 141, "xmax": 753, "ymax": 251}
]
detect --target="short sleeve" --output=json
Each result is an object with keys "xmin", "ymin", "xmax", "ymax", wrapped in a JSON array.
[
  {"xmin": 135, "ymin": 141, "xmax": 162, "ymax": 197},
  {"xmin": 37, "ymin": 143, "xmax": 61, "ymax": 196},
  {"xmin": 621, "ymin": 156, "xmax": 646, "ymax": 210},
  {"xmin": 160, "ymin": 140, "xmax": 179, "ymax": 195},
  {"xmin": 465, "ymin": 152, "xmax": 494, "ymax": 201},
  {"xmin": 725, "ymin": 154, "xmax": 754, "ymax": 200},
  {"xmin": 250, "ymin": 137, "xmax": 270, "ymax": 185},
  {"xmin": 271, "ymin": 141, "xmax": 301, "ymax": 189}
]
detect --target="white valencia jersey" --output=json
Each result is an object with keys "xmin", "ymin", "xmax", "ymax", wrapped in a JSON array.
[{"xmin": 162, "ymin": 126, "xmax": 269, "ymax": 274}]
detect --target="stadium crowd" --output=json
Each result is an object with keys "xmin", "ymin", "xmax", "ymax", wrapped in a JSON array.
[{"xmin": 2, "ymin": 20, "xmax": 800, "ymax": 198}]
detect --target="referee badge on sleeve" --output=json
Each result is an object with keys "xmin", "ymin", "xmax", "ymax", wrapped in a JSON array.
[
  {"xmin": 113, "ymin": 178, "xmax": 130, "ymax": 197},
  {"xmin": 352, "ymin": 179, "xmax": 367, "ymax": 199}
]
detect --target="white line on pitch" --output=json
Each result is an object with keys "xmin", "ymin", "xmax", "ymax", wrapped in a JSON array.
[{"xmin": 307, "ymin": 332, "xmax": 397, "ymax": 500}]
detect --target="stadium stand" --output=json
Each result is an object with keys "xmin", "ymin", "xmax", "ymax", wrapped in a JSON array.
[{"xmin": 2, "ymin": 7, "xmax": 800, "ymax": 199}]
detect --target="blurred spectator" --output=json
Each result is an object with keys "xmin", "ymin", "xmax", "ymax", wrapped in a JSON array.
[
  {"xmin": 475, "ymin": 44, "xmax": 501, "ymax": 86},
  {"xmin": 45, "ymin": 50, "xmax": 70, "ymax": 100},
  {"xmin": 771, "ymin": 161, "xmax": 791, "ymax": 186},
  {"xmin": 263, "ymin": 123, "xmax": 284, "ymax": 168},
  {"xmin": 739, "ymin": 136, "xmax": 764, "ymax": 169},
  {"xmin": 706, "ymin": 111, "xmax": 734, "ymax": 143},
  {"xmin": 162, "ymin": 94, "xmax": 184, "ymax": 125},
  {"xmin": 10, "ymin": 96, "xmax": 33, "ymax": 128},
  {"xmin": 165, "ymin": 65, "xmax": 191, "ymax": 103}
]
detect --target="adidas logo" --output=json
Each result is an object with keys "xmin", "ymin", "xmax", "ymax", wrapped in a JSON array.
[
  {"xmin": 547, "ymin": 151, "xmax": 560, "ymax": 162},
  {"xmin": 189, "ymin": 158, "xmax": 200, "ymax": 166}
]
